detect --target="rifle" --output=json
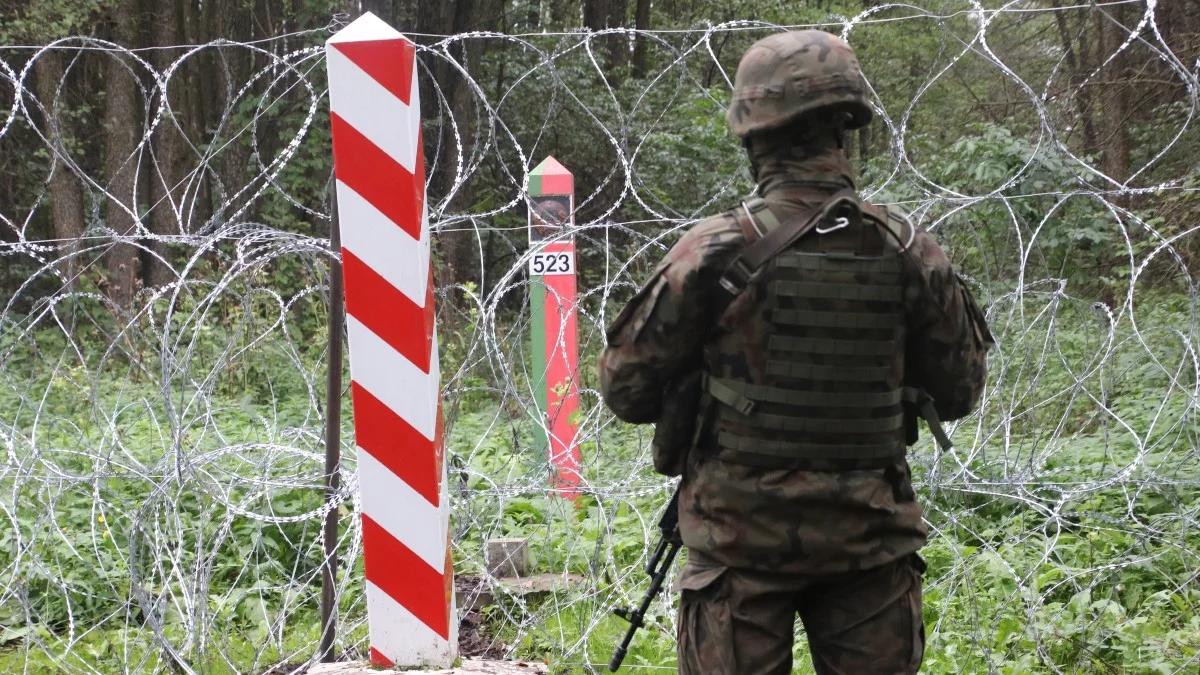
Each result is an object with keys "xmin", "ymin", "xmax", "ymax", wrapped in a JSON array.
[{"xmin": 609, "ymin": 488, "xmax": 682, "ymax": 671}]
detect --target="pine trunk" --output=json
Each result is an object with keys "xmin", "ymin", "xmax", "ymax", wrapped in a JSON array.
[
  {"xmin": 146, "ymin": 0, "xmax": 183, "ymax": 287},
  {"xmin": 103, "ymin": 0, "xmax": 143, "ymax": 308},
  {"xmin": 1097, "ymin": 7, "xmax": 1131, "ymax": 194},
  {"xmin": 33, "ymin": 52, "xmax": 87, "ymax": 288},
  {"xmin": 1053, "ymin": 9, "xmax": 1097, "ymax": 153},
  {"xmin": 631, "ymin": 0, "xmax": 651, "ymax": 78}
]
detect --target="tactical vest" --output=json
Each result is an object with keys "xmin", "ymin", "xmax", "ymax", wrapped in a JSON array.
[{"xmin": 701, "ymin": 192, "xmax": 949, "ymax": 470}]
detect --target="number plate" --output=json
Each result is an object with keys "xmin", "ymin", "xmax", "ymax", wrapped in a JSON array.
[{"xmin": 529, "ymin": 250, "xmax": 575, "ymax": 276}]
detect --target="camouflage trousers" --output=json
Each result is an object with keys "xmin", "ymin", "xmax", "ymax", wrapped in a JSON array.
[{"xmin": 676, "ymin": 551, "xmax": 926, "ymax": 674}]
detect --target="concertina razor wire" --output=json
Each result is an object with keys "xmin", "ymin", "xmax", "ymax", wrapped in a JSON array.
[{"xmin": 0, "ymin": 0, "xmax": 1198, "ymax": 672}]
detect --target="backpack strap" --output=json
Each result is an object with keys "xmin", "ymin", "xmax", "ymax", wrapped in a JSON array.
[
  {"xmin": 733, "ymin": 196, "xmax": 778, "ymax": 243},
  {"xmin": 862, "ymin": 203, "xmax": 916, "ymax": 252},
  {"xmin": 717, "ymin": 187, "xmax": 860, "ymax": 305}
]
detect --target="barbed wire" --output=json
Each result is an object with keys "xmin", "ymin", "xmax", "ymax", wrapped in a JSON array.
[{"xmin": 1, "ymin": 1, "xmax": 1198, "ymax": 673}]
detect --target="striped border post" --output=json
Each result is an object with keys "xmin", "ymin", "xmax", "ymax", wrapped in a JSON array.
[
  {"xmin": 528, "ymin": 157, "xmax": 581, "ymax": 498},
  {"xmin": 326, "ymin": 14, "xmax": 455, "ymax": 667}
]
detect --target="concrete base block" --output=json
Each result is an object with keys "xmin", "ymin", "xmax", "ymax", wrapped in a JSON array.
[
  {"xmin": 456, "ymin": 572, "xmax": 586, "ymax": 613},
  {"xmin": 485, "ymin": 538, "xmax": 530, "ymax": 578}
]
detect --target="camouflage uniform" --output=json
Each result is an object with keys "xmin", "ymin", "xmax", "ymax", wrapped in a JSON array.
[{"xmin": 599, "ymin": 30, "xmax": 991, "ymax": 675}]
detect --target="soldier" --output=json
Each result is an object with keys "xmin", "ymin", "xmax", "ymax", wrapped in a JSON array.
[{"xmin": 599, "ymin": 30, "xmax": 992, "ymax": 674}]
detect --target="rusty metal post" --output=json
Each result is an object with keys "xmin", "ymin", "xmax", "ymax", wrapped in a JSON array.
[{"xmin": 320, "ymin": 184, "xmax": 344, "ymax": 662}]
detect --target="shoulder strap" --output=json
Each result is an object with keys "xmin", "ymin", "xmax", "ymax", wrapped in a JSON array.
[
  {"xmin": 861, "ymin": 203, "xmax": 916, "ymax": 252},
  {"xmin": 715, "ymin": 187, "xmax": 860, "ymax": 317},
  {"xmin": 733, "ymin": 197, "xmax": 777, "ymax": 242},
  {"xmin": 882, "ymin": 206, "xmax": 916, "ymax": 251}
]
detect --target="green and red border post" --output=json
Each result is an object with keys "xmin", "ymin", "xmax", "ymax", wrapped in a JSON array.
[{"xmin": 528, "ymin": 157, "xmax": 581, "ymax": 498}]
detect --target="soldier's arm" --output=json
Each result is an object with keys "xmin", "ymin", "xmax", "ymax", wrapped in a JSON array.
[
  {"xmin": 903, "ymin": 231, "xmax": 994, "ymax": 421},
  {"xmin": 599, "ymin": 217, "xmax": 742, "ymax": 424}
]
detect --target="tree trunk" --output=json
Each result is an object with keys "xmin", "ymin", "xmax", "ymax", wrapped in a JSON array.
[
  {"xmin": 181, "ymin": 0, "xmax": 214, "ymax": 232},
  {"xmin": 418, "ymin": 0, "xmax": 504, "ymax": 290},
  {"xmin": 583, "ymin": 0, "xmax": 607, "ymax": 30},
  {"xmin": 631, "ymin": 0, "xmax": 651, "ymax": 78},
  {"xmin": 33, "ymin": 52, "xmax": 87, "ymax": 289},
  {"xmin": 584, "ymin": 0, "xmax": 626, "ymax": 75},
  {"xmin": 213, "ymin": 0, "xmax": 254, "ymax": 225},
  {"xmin": 103, "ymin": 0, "xmax": 144, "ymax": 308},
  {"xmin": 1097, "ymin": 7, "xmax": 1130, "ymax": 192},
  {"xmin": 146, "ymin": 0, "xmax": 183, "ymax": 287},
  {"xmin": 1054, "ymin": 8, "xmax": 1097, "ymax": 153},
  {"xmin": 606, "ymin": 0, "xmax": 628, "ymax": 70},
  {"xmin": 526, "ymin": 0, "xmax": 541, "ymax": 29}
]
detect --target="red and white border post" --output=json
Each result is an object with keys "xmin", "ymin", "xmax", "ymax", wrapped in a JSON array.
[
  {"xmin": 528, "ymin": 157, "xmax": 581, "ymax": 498},
  {"xmin": 326, "ymin": 13, "xmax": 455, "ymax": 667}
]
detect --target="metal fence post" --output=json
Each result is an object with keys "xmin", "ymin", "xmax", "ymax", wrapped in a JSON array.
[{"xmin": 319, "ymin": 183, "xmax": 344, "ymax": 662}]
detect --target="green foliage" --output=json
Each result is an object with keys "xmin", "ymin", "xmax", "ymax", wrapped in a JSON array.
[
  {"xmin": 636, "ymin": 89, "xmax": 750, "ymax": 214},
  {"xmin": 3, "ymin": 286, "xmax": 1194, "ymax": 672},
  {"xmin": 0, "ymin": 0, "xmax": 107, "ymax": 43}
]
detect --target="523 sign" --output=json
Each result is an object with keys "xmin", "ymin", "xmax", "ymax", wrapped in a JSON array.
[{"xmin": 529, "ymin": 250, "xmax": 574, "ymax": 276}]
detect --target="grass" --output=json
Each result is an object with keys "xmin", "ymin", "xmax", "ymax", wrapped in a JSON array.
[{"xmin": 0, "ymin": 289, "xmax": 1196, "ymax": 673}]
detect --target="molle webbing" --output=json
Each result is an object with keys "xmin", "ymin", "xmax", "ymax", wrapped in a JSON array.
[
  {"xmin": 704, "ymin": 374, "xmax": 903, "ymax": 411},
  {"xmin": 718, "ymin": 431, "xmax": 906, "ymax": 460},
  {"xmin": 775, "ymin": 253, "xmax": 903, "ymax": 276},
  {"xmin": 770, "ymin": 309, "xmax": 898, "ymax": 329},
  {"xmin": 725, "ymin": 409, "xmax": 904, "ymax": 434},
  {"xmin": 769, "ymin": 335, "xmax": 896, "ymax": 356},
  {"xmin": 764, "ymin": 362, "xmax": 891, "ymax": 381},
  {"xmin": 710, "ymin": 245, "xmax": 908, "ymax": 468},
  {"xmin": 772, "ymin": 280, "xmax": 901, "ymax": 302}
]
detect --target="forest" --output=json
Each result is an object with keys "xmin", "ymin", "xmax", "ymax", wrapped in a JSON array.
[
  {"xmin": 0, "ymin": 0, "xmax": 1198, "ymax": 673},
  {"xmin": 1, "ymin": 0, "xmax": 1197, "ymax": 300}
]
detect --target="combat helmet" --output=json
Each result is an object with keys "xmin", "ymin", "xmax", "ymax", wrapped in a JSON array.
[{"xmin": 726, "ymin": 30, "xmax": 872, "ymax": 138}]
